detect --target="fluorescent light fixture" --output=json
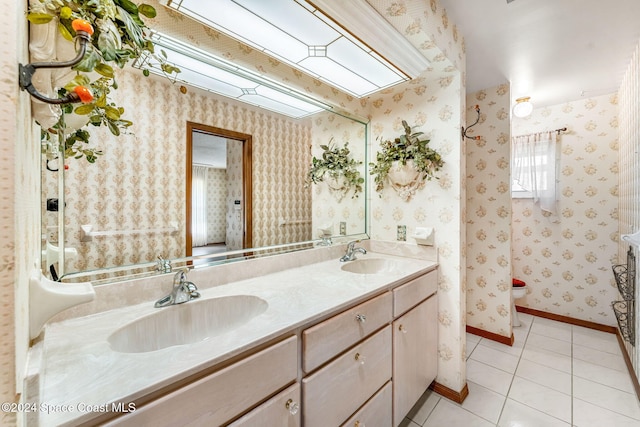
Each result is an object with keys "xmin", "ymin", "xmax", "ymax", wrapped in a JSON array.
[
  {"xmin": 513, "ymin": 97, "xmax": 533, "ymax": 118},
  {"xmin": 134, "ymin": 33, "xmax": 327, "ymax": 118},
  {"xmin": 162, "ymin": 0, "xmax": 423, "ymax": 97}
]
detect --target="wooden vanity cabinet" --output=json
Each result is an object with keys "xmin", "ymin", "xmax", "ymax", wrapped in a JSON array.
[
  {"xmin": 102, "ymin": 268, "xmax": 437, "ymax": 427},
  {"xmin": 392, "ymin": 294, "xmax": 437, "ymax": 426},
  {"xmin": 105, "ymin": 336, "xmax": 297, "ymax": 427},
  {"xmin": 227, "ymin": 383, "xmax": 301, "ymax": 427},
  {"xmin": 302, "ymin": 326, "xmax": 392, "ymax": 427}
]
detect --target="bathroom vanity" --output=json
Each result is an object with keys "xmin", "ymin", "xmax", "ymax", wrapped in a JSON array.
[{"xmin": 25, "ymin": 242, "xmax": 438, "ymax": 427}]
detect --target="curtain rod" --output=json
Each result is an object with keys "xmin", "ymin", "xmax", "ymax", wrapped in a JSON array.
[{"xmin": 555, "ymin": 127, "xmax": 568, "ymax": 135}]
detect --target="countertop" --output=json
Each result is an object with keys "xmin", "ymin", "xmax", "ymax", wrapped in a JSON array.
[{"xmin": 36, "ymin": 250, "xmax": 437, "ymax": 426}]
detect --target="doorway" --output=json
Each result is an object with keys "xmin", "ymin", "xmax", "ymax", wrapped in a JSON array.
[{"xmin": 185, "ymin": 122, "xmax": 252, "ymax": 257}]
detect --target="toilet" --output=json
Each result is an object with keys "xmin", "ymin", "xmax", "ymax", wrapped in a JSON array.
[{"xmin": 512, "ymin": 278, "xmax": 527, "ymax": 327}]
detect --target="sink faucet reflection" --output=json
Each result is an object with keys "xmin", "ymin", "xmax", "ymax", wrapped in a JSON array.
[
  {"xmin": 340, "ymin": 240, "xmax": 367, "ymax": 262},
  {"xmin": 154, "ymin": 270, "xmax": 201, "ymax": 308}
]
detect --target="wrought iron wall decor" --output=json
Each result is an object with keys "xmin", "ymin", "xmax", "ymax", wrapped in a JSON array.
[{"xmin": 612, "ymin": 246, "xmax": 635, "ymax": 346}]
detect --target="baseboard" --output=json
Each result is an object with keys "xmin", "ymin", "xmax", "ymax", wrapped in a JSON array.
[
  {"xmin": 515, "ymin": 306, "xmax": 617, "ymax": 333},
  {"xmin": 430, "ymin": 381, "xmax": 469, "ymax": 404},
  {"xmin": 615, "ymin": 330, "xmax": 640, "ymax": 401},
  {"xmin": 466, "ymin": 325, "xmax": 514, "ymax": 346}
]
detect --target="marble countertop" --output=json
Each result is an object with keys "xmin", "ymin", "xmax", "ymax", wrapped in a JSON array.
[{"xmin": 37, "ymin": 250, "xmax": 437, "ymax": 426}]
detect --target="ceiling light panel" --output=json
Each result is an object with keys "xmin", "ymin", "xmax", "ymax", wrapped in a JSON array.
[
  {"xmin": 164, "ymin": 0, "xmax": 410, "ymax": 97},
  {"xmin": 136, "ymin": 33, "xmax": 325, "ymax": 118}
]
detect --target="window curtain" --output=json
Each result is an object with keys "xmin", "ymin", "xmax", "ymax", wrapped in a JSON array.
[
  {"xmin": 512, "ymin": 131, "xmax": 558, "ymax": 213},
  {"xmin": 192, "ymin": 165, "xmax": 208, "ymax": 247}
]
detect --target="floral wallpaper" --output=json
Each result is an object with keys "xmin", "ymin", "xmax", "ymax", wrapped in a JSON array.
[
  {"xmin": 511, "ymin": 93, "xmax": 619, "ymax": 326},
  {"xmin": 465, "ymin": 84, "xmax": 513, "ymax": 338},
  {"xmin": 205, "ymin": 168, "xmax": 226, "ymax": 245},
  {"xmin": 311, "ymin": 111, "xmax": 367, "ymax": 238},
  {"xmin": 617, "ymin": 40, "xmax": 640, "ymax": 376},
  {"xmin": 56, "ymin": 68, "xmax": 314, "ymax": 273},
  {"xmin": 366, "ymin": 0, "xmax": 466, "ymax": 393}
]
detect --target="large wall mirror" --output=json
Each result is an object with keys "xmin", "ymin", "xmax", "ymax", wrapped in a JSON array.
[{"xmin": 40, "ymin": 70, "xmax": 368, "ymax": 282}]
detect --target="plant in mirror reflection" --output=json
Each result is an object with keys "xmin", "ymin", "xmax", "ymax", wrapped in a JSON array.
[
  {"xmin": 28, "ymin": 0, "xmax": 181, "ymax": 163},
  {"xmin": 306, "ymin": 139, "xmax": 364, "ymax": 199}
]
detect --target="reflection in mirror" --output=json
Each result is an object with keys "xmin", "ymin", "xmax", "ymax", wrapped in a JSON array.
[
  {"xmin": 187, "ymin": 122, "xmax": 252, "ymax": 258},
  {"xmin": 40, "ymin": 69, "xmax": 368, "ymax": 282}
]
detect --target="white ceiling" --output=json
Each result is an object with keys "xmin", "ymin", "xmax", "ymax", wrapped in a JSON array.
[
  {"xmin": 192, "ymin": 132, "xmax": 227, "ymax": 169},
  {"xmin": 439, "ymin": 0, "xmax": 640, "ymax": 108}
]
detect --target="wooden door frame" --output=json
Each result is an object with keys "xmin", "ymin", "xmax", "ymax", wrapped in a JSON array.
[{"xmin": 186, "ymin": 121, "xmax": 253, "ymax": 257}]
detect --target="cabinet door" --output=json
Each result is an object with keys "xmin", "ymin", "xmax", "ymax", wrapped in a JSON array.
[
  {"xmin": 392, "ymin": 295, "xmax": 437, "ymax": 427},
  {"xmin": 228, "ymin": 383, "xmax": 301, "ymax": 427}
]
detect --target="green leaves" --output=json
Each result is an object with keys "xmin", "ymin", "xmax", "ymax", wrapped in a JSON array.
[
  {"xmin": 307, "ymin": 140, "xmax": 364, "ymax": 199},
  {"xmin": 27, "ymin": 13, "xmax": 54, "ymax": 24},
  {"xmin": 29, "ymin": 0, "xmax": 174, "ymax": 164},
  {"xmin": 369, "ymin": 120, "xmax": 445, "ymax": 193}
]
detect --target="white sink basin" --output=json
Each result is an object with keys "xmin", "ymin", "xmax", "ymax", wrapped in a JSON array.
[
  {"xmin": 108, "ymin": 295, "xmax": 268, "ymax": 353},
  {"xmin": 341, "ymin": 258, "xmax": 401, "ymax": 275}
]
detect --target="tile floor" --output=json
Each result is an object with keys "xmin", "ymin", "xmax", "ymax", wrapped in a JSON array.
[{"xmin": 400, "ymin": 313, "xmax": 640, "ymax": 427}]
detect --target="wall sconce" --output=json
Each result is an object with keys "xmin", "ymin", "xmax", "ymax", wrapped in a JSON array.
[
  {"xmin": 462, "ymin": 104, "xmax": 482, "ymax": 141},
  {"xmin": 19, "ymin": 19, "xmax": 94, "ymax": 105},
  {"xmin": 512, "ymin": 96, "xmax": 533, "ymax": 118}
]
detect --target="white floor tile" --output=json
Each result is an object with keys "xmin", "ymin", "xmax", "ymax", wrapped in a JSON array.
[
  {"xmin": 573, "ymin": 342, "xmax": 627, "ymax": 372},
  {"xmin": 573, "ymin": 397, "xmax": 640, "ymax": 427},
  {"xmin": 515, "ymin": 358, "xmax": 571, "ymax": 394},
  {"xmin": 498, "ymin": 398, "xmax": 570, "ymax": 427},
  {"xmin": 521, "ymin": 346, "xmax": 572, "ymax": 373},
  {"xmin": 529, "ymin": 321, "xmax": 572, "ymax": 342},
  {"xmin": 572, "ymin": 328, "xmax": 621, "ymax": 355},
  {"xmin": 461, "ymin": 381, "xmax": 506, "ymax": 424},
  {"xmin": 405, "ymin": 389, "xmax": 441, "ymax": 425},
  {"xmin": 479, "ymin": 336, "xmax": 525, "ymax": 357},
  {"xmin": 573, "ymin": 358, "xmax": 635, "ymax": 393},
  {"xmin": 428, "ymin": 315, "xmax": 637, "ymax": 427},
  {"xmin": 466, "ymin": 359, "xmax": 514, "ymax": 396},
  {"xmin": 525, "ymin": 332, "xmax": 572, "ymax": 356},
  {"xmin": 467, "ymin": 332, "xmax": 481, "ymax": 345},
  {"xmin": 467, "ymin": 338, "xmax": 480, "ymax": 360},
  {"xmin": 423, "ymin": 399, "xmax": 495, "ymax": 427},
  {"xmin": 507, "ymin": 376, "xmax": 572, "ymax": 423},
  {"xmin": 398, "ymin": 418, "xmax": 421, "ymax": 427},
  {"xmin": 470, "ymin": 343, "xmax": 521, "ymax": 374},
  {"xmin": 573, "ymin": 376, "xmax": 640, "ymax": 420}
]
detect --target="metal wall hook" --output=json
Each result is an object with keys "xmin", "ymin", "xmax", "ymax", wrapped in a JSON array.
[
  {"xmin": 461, "ymin": 104, "xmax": 482, "ymax": 141},
  {"xmin": 19, "ymin": 29, "xmax": 91, "ymax": 105}
]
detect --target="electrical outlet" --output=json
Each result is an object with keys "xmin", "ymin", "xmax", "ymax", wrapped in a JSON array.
[
  {"xmin": 397, "ymin": 225, "xmax": 407, "ymax": 241},
  {"xmin": 340, "ymin": 222, "xmax": 347, "ymax": 236},
  {"xmin": 46, "ymin": 226, "xmax": 58, "ymax": 243}
]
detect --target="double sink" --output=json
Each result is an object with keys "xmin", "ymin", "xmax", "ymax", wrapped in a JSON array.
[{"xmin": 108, "ymin": 257, "xmax": 400, "ymax": 353}]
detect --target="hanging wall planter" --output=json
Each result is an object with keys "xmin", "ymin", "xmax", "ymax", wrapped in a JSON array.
[
  {"xmin": 24, "ymin": 0, "xmax": 181, "ymax": 163},
  {"xmin": 370, "ymin": 120, "xmax": 444, "ymax": 201},
  {"xmin": 306, "ymin": 140, "xmax": 364, "ymax": 201}
]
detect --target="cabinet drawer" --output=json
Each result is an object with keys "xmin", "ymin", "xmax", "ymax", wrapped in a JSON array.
[
  {"xmin": 393, "ymin": 270, "xmax": 437, "ymax": 317},
  {"xmin": 341, "ymin": 381, "xmax": 392, "ymax": 427},
  {"xmin": 107, "ymin": 336, "xmax": 297, "ymax": 427},
  {"xmin": 303, "ymin": 292, "xmax": 392, "ymax": 372},
  {"xmin": 228, "ymin": 383, "xmax": 301, "ymax": 427},
  {"xmin": 302, "ymin": 326, "xmax": 392, "ymax": 427}
]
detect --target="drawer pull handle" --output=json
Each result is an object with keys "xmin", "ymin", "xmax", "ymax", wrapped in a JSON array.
[
  {"xmin": 355, "ymin": 313, "xmax": 367, "ymax": 323},
  {"xmin": 399, "ymin": 324, "xmax": 408, "ymax": 334},
  {"xmin": 285, "ymin": 399, "xmax": 300, "ymax": 415},
  {"xmin": 354, "ymin": 352, "xmax": 366, "ymax": 365},
  {"xmin": 355, "ymin": 421, "xmax": 365, "ymax": 427}
]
